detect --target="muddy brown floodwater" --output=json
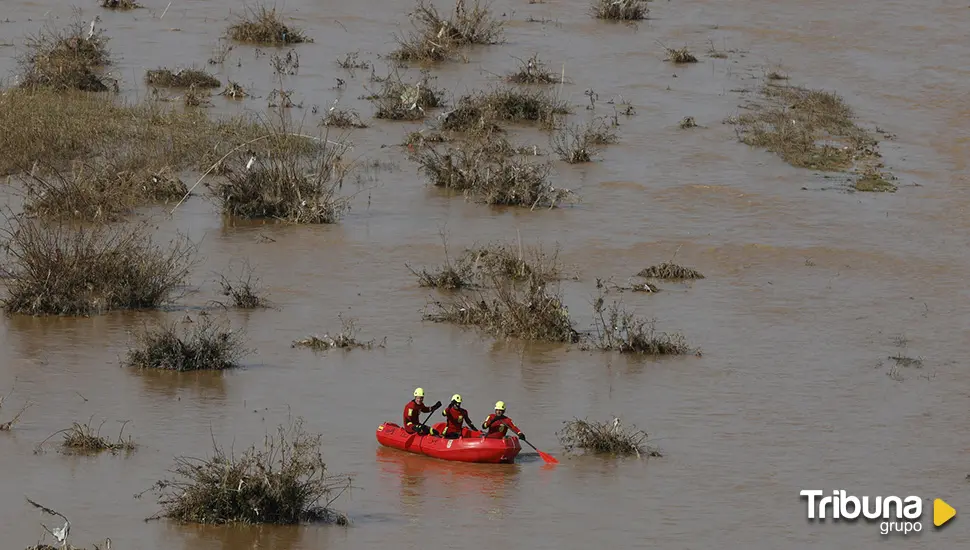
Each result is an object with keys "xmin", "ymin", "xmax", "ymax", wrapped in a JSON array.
[{"xmin": 1, "ymin": 0, "xmax": 969, "ymax": 548}]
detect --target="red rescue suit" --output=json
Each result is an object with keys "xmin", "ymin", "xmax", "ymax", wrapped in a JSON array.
[
  {"xmin": 481, "ymin": 413, "xmax": 521, "ymax": 439},
  {"xmin": 442, "ymin": 404, "xmax": 473, "ymax": 436},
  {"xmin": 403, "ymin": 399, "xmax": 431, "ymax": 434}
]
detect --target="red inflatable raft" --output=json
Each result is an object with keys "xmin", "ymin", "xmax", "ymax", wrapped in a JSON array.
[{"xmin": 376, "ymin": 422, "xmax": 521, "ymax": 464}]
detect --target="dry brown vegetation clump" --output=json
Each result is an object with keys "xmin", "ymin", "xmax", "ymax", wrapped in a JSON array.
[
  {"xmin": 150, "ymin": 418, "xmax": 351, "ymax": 525},
  {"xmin": 852, "ymin": 165, "xmax": 898, "ymax": 192},
  {"xmin": 20, "ymin": 158, "xmax": 190, "ymax": 221},
  {"xmin": 0, "ymin": 88, "xmax": 273, "ymax": 212},
  {"xmin": 730, "ymin": 83, "xmax": 889, "ymax": 185},
  {"xmin": 583, "ymin": 298, "xmax": 699, "ymax": 356},
  {"xmin": 418, "ymin": 241, "xmax": 698, "ymax": 350},
  {"xmin": 17, "ymin": 13, "xmax": 113, "ymax": 92},
  {"xmin": 293, "ymin": 316, "xmax": 383, "ymax": 351},
  {"xmin": 226, "ymin": 4, "xmax": 310, "ymax": 45},
  {"xmin": 422, "ymin": 245, "xmax": 578, "ymax": 342},
  {"xmin": 215, "ymin": 126, "xmax": 353, "ymax": 224},
  {"xmin": 59, "ymin": 417, "xmax": 136, "ymax": 454},
  {"xmin": 425, "ymin": 275, "xmax": 580, "ymax": 343},
  {"xmin": 221, "ymin": 80, "xmax": 249, "ymax": 99},
  {"xmin": 596, "ymin": 277, "xmax": 659, "ymax": 294},
  {"xmin": 558, "ymin": 417, "xmax": 661, "ymax": 457},
  {"xmin": 391, "ymin": 0, "xmax": 505, "ymax": 63},
  {"xmin": 403, "ymin": 130, "xmax": 448, "ymax": 148},
  {"xmin": 20, "ymin": 163, "xmax": 136, "ymax": 221},
  {"xmin": 551, "ymin": 118, "xmax": 618, "ymax": 163},
  {"xmin": 411, "ymin": 137, "xmax": 573, "ymax": 207},
  {"xmin": 322, "ymin": 107, "xmax": 369, "ymax": 129},
  {"xmin": 369, "ymin": 70, "xmax": 447, "ymax": 120},
  {"xmin": 408, "ymin": 240, "xmax": 564, "ymax": 289},
  {"xmin": 664, "ymin": 46, "xmax": 698, "ymax": 64},
  {"xmin": 506, "ymin": 54, "xmax": 561, "ymax": 84},
  {"xmin": 439, "ymin": 87, "xmax": 570, "ymax": 132},
  {"xmin": 217, "ymin": 263, "xmax": 270, "ymax": 309},
  {"xmin": 123, "ymin": 317, "xmax": 248, "ymax": 371},
  {"xmin": 0, "ymin": 217, "xmax": 194, "ymax": 316},
  {"xmin": 637, "ymin": 262, "xmax": 705, "ymax": 280},
  {"xmin": 590, "ymin": 0, "xmax": 649, "ymax": 21},
  {"xmin": 100, "ymin": 0, "xmax": 141, "ymax": 10},
  {"xmin": 146, "ymin": 68, "xmax": 221, "ymax": 89}
]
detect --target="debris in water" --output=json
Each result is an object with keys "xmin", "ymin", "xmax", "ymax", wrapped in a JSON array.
[
  {"xmin": 293, "ymin": 316, "xmax": 383, "ymax": 351},
  {"xmin": 219, "ymin": 80, "xmax": 248, "ymax": 99}
]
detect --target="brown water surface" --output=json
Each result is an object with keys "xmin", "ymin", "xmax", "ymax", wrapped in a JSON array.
[{"xmin": 1, "ymin": 0, "xmax": 968, "ymax": 548}]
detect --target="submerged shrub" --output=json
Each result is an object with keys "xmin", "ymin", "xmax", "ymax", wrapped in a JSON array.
[
  {"xmin": 590, "ymin": 0, "xmax": 649, "ymax": 21},
  {"xmin": 663, "ymin": 46, "xmax": 698, "ymax": 64},
  {"xmin": 216, "ymin": 134, "xmax": 352, "ymax": 224},
  {"xmin": 583, "ymin": 298, "xmax": 699, "ymax": 356},
  {"xmin": 730, "ymin": 84, "xmax": 881, "ymax": 172},
  {"xmin": 61, "ymin": 417, "xmax": 136, "ymax": 454},
  {"xmin": 0, "ymin": 217, "xmax": 194, "ymax": 316},
  {"xmin": 424, "ymin": 274, "xmax": 580, "ymax": 343},
  {"xmin": 0, "ymin": 87, "xmax": 266, "ymax": 178},
  {"xmin": 100, "ymin": 0, "xmax": 141, "ymax": 10},
  {"xmin": 151, "ymin": 418, "xmax": 351, "ymax": 525},
  {"xmin": 124, "ymin": 317, "xmax": 248, "ymax": 371},
  {"xmin": 409, "ymin": 240, "xmax": 563, "ymax": 289},
  {"xmin": 412, "ymin": 138, "xmax": 573, "ymax": 207},
  {"xmin": 550, "ymin": 118, "xmax": 618, "ymax": 163},
  {"xmin": 558, "ymin": 417, "xmax": 660, "ymax": 457},
  {"xmin": 18, "ymin": 11, "xmax": 113, "ymax": 92},
  {"xmin": 636, "ymin": 262, "xmax": 704, "ymax": 280},
  {"xmin": 226, "ymin": 4, "xmax": 310, "ymax": 45},
  {"xmin": 441, "ymin": 87, "xmax": 569, "ymax": 132},
  {"xmin": 369, "ymin": 70, "xmax": 447, "ymax": 121},
  {"xmin": 507, "ymin": 54, "xmax": 561, "ymax": 84},
  {"xmin": 391, "ymin": 0, "xmax": 505, "ymax": 63},
  {"xmin": 217, "ymin": 263, "xmax": 270, "ymax": 309},
  {"xmin": 19, "ymin": 158, "xmax": 189, "ymax": 222},
  {"xmin": 146, "ymin": 68, "xmax": 221, "ymax": 89}
]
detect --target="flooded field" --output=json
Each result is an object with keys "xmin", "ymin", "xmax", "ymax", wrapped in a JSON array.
[{"xmin": 1, "ymin": 0, "xmax": 968, "ymax": 548}]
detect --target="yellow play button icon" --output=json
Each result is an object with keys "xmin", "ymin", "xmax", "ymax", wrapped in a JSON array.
[{"xmin": 933, "ymin": 498, "xmax": 956, "ymax": 527}]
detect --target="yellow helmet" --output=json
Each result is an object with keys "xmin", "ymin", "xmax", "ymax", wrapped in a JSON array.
[
  {"xmin": 451, "ymin": 394, "xmax": 462, "ymax": 403},
  {"xmin": 414, "ymin": 387, "xmax": 425, "ymax": 397},
  {"xmin": 494, "ymin": 401, "xmax": 505, "ymax": 411}
]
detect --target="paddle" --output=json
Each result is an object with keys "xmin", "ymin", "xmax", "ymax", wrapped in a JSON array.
[
  {"xmin": 480, "ymin": 417, "xmax": 558, "ymax": 464},
  {"xmin": 520, "ymin": 437, "xmax": 559, "ymax": 465},
  {"xmin": 404, "ymin": 403, "xmax": 441, "ymax": 448}
]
